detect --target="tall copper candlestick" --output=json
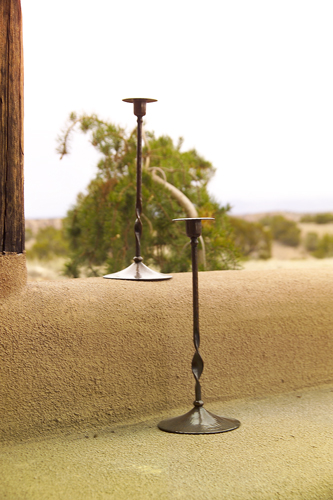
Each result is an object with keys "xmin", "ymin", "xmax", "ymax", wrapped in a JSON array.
[
  {"xmin": 104, "ymin": 98, "xmax": 171, "ymax": 281},
  {"xmin": 158, "ymin": 218, "xmax": 240, "ymax": 434}
]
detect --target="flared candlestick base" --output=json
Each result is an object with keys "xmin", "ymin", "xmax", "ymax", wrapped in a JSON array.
[
  {"xmin": 103, "ymin": 261, "xmax": 172, "ymax": 281},
  {"xmin": 158, "ymin": 405, "xmax": 241, "ymax": 434}
]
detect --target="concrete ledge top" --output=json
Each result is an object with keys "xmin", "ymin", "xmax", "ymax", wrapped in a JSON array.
[{"xmin": 1, "ymin": 383, "xmax": 333, "ymax": 500}]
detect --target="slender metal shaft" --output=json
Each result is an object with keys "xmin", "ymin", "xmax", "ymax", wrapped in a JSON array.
[
  {"xmin": 190, "ymin": 233, "xmax": 203, "ymax": 404},
  {"xmin": 134, "ymin": 115, "xmax": 143, "ymax": 260},
  {"xmin": 191, "ymin": 236, "xmax": 199, "ymax": 333},
  {"xmin": 179, "ymin": 218, "xmax": 207, "ymax": 405}
]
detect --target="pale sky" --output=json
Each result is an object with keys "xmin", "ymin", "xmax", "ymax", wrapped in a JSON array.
[{"xmin": 21, "ymin": 0, "xmax": 333, "ymax": 219}]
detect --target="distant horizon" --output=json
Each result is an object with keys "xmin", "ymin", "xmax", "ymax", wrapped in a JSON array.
[
  {"xmin": 228, "ymin": 198, "xmax": 333, "ymax": 216},
  {"xmin": 25, "ymin": 198, "xmax": 333, "ymax": 220}
]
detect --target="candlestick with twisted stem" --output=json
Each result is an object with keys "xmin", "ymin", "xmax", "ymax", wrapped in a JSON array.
[
  {"xmin": 104, "ymin": 98, "xmax": 171, "ymax": 281},
  {"xmin": 158, "ymin": 218, "xmax": 240, "ymax": 434}
]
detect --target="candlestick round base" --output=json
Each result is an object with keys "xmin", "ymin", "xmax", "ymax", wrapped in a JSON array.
[
  {"xmin": 158, "ymin": 406, "xmax": 240, "ymax": 434},
  {"xmin": 103, "ymin": 262, "xmax": 172, "ymax": 281}
]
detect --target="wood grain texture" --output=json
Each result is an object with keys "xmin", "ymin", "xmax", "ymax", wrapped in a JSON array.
[{"xmin": 0, "ymin": 0, "xmax": 24, "ymax": 253}]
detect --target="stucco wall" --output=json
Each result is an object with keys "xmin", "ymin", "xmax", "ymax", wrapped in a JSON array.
[
  {"xmin": 0, "ymin": 253, "xmax": 26, "ymax": 299},
  {"xmin": 1, "ymin": 268, "xmax": 333, "ymax": 441}
]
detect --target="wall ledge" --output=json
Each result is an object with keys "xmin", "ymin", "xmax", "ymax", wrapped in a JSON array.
[
  {"xmin": 0, "ymin": 253, "xmax": 27, "ymax": 299},
  {"xmin": 1, "ymin": 268, "xmax": 333, "ymax": 441}
]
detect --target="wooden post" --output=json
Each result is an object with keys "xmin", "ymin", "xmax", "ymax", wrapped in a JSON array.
[{"xmin": 0, "ymin": 0, "xmax": 24, "ymax": 254}]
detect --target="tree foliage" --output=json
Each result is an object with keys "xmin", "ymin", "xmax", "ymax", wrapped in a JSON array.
[
  {"xmin": 312, "ymin": 234, "xmax": 333, "ymax": 258},
  {"xmin": 26, "ymin": 226, "xmax": 69, "ymax": 261},
  {"xmin": 229, "ymin": 217, "xmax": 272, "ymax": 260},
  {"xmin": 303, "ymin": 232, "xmax": 319, "ymax": 252},
  {"xmin": 300, "ymin": 212, "xmax": 333, "ymax": 224},
  {"xmin": 260, "ymin": 215, "xmax": 301, "ymax": 247},
  {"xmin": 57, "ymin": 113, "xmax": 240, "ymax": 277}
]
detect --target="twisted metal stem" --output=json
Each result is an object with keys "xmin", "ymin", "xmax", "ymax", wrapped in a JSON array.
[
  {"xmin": 134, "ymin": 115, "xmax": 143, "ymax": 262},
  {"xmin": 191, "ymin": 235, "xmax": 204, "ymax": 405}
]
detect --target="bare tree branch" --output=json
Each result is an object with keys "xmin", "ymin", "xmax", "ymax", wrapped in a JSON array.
[{"xmin": 142, "ymin": 128, "xmax": 207, "ymax": 268}]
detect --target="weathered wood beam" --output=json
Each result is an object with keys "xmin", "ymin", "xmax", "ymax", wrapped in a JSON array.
[{"xmin": 0, "ymin": 0, "xmax": 24, "ymax": 253}]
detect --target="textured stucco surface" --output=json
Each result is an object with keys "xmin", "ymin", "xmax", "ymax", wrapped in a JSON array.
[
  {"xmin": 1, "ymin": 384, "xmax": 333, "ymax": 500},
  {"xmin": 1, "ymin": 269, "xmax": 333, "ymax": 442},
  {"xmin": 0, "ymin": 253, "xmax": 26, "ymax": 299}
]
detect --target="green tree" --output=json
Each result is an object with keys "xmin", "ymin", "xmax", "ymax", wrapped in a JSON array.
[
  {"xmin": 304, "ymin": 232, "xmax": 319, "ymax": 252},
  {"xmin": 300, "ymin": 212, "xmax": 333, "ymax": 224},
  {"xmin": 26, "ymin": 226, "xmax": 69, "ymax": 261},
  {"xmin": 229, "ymin": 218, "xmax": 272, "ymax": 260},
  {"xmin": 312, "ymin": 234, "xmax": 333, "ymax": 258},
  {"xmin": 57, "ymin": 113, "xmax": 240, "ymax": 277},
  {"xmin": 260, "ymin": 215, "xmax": 301, "ymax": 247},
  {"xmin": 314, "ymin": 213, "xmax": 333, "ymax": 224}
]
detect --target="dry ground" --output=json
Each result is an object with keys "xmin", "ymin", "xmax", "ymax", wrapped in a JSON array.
[
  {"xmin": 26, "ymin": 252, "xmax": 333, "ymax": 280},
  {"xmin": 242, "ymin": 255, "xmax": 333, "ymax": 270},
  {"xmin": 26, "ymin": 257, "xmax": 68, "ymax": 281}
]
